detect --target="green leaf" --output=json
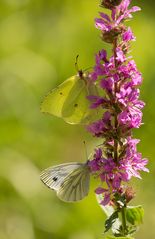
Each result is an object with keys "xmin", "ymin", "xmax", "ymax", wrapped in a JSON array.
[
  {"xmin": 126, "ymin": 205, "xmax": 144, "ymax": 226},
  {"xmin": 105, "ymin": 236, "xmax": 134, "ymax": 239},
  {"xmin": 127, "ymin": 225, "xmax": 138, "ymax": 235},
  {"xmin": 105, "ymin": 211, "xmax": 119, "ymax": 233}
]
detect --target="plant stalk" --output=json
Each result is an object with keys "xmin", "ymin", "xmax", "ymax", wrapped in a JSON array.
[{"xmin": 121, "ymin": 206, "xmax": 128, "ymax": 236}]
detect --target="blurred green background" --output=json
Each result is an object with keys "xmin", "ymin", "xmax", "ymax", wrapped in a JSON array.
[{"xmin": 0, "ymin": 0, "xmax": 155, "ymax": 238}]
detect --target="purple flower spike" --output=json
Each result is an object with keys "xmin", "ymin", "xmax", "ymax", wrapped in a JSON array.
[{"xmin": 86, "ymin": 0, "xmax": 148, "ymax": 206}]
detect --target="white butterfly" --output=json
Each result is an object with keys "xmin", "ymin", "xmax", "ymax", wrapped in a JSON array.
[{"xmin": 40, "ymin": 162, "xmax": 90, "ymax": 202}]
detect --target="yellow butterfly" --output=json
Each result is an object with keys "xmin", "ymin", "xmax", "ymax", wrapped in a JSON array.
[{"xmin": 40, "ymin": 71, "xmax": 97, "ymax": 124}]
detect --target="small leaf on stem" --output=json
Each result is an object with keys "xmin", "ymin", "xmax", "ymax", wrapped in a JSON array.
[{"xmin": 126, "ymin": 205, "xmax": 144, "ymax": 226}]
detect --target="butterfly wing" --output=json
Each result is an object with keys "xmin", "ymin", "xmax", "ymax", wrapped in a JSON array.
[
  {"xmin": 61, "ymin": 79, "xmax": 90, "ymax": 124},
  {"xmin": 62, "ymin": 76, "xmax": 101, "ymax": 124},
  {"xmin": 40, "ymin": 76, "xmax": 78, "ymax": 118},
  {"xmin": 57, "ymin": 164, "xmax": 90, "ymax": 202},
  {"xmin": 40, "ymin": 162, "xmax": 85, "ymax": 191},
  {"xmin": 41, "ymin": 75, "xmax": 93, "ymax": 124},
  {"xmin": 40, "ymin": 162, "xmax": 90, "ymax": 202},
  {"xmin": 40, "ymin": 76, "xmax": 86, "ymax": 123}
]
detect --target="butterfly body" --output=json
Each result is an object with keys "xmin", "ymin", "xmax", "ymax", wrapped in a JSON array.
[{"xmin": 40, "ymin": 162, "xmax": 90, "ymax": 202}]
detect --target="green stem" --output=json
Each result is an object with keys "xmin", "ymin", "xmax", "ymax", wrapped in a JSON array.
[
  {"xmin": 121, "ymin": 206, "xmax": 128, "ymax": 236},
  {"xmin": 113, "ymin": 37, "xmax": 119, "ymax": 165},
  {"xmin": 114, "ymin": 138, "xmax": 118, "ymax": 164}
]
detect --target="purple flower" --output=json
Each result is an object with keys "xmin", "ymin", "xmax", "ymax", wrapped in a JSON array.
[
  {"xmin": 100, "ymin": 193, "xmax": 111, "ymax": 206},
  {"xmin": 116, "ymin": 87, "xmax": 140, "ymax": 107},
  {"xmin": 95, "ymin": 187, "xmax": 108, "ymax": 194},
  {"xmin": 120, "ymin": 154, "xmax": 149, "ymax": 180},
  {"xmin": 87, "ymin": 95, "xmax": 108, "ymax": 109},
  {"xmin": 88, "ymin": 148, "xmax": 103, "ymax": 171},
  {"xmin": 118, "ymin": 106, "xmax": 143, "ymax": 128},
  {"xmin": 99, "ymin": 49, "xmax": 108, "ymax": 62},
  {"xmin": 117, "ymin": 60, "xmax": 143, "ymax": 86},
  {"xmin": 89, "ymin": 137, "xmax": 149, "ymax": 204},
  {"xmin": 116, "ymin": 47, "xmax": 126, "ymax": 63},
  {"xmin": 100, "ymin": 77, "xmax": 114, "ymax": 91},
  {"xmin": 95, "ymin": 12, "xmax": 112, "ymax": 32},
  {"xmin": 87, "ymin": 120, "xmax": 106, "ymax": 137},
  {"xmin": 87, "ymin": 111, "xmax": 112, "ymax": 137},
  {"xmin": 95, "ymin": 0, "xmax": 141, "ymax": 37},
  {"xmin": 126, "ymin": 137, "xmax": 140, "ymax": 157},
  {"xmin": 116, "ymin": 0, "xmax": 141, "ymax": 25},
  {"xmin": 119, "ymin": 137, "xmax": 149, "ymax": 180},
  {"xmin": 123, "ymin": 27, "xmax": 136, "ymax": 42}
]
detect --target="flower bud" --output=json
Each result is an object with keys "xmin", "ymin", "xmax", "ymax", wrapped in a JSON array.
[
  {"xmin": 101, "ymin": 27, "xmax": 122, "ymax": 44},
  {"xmin": 125, "ymin": 186, "xmax": 135, "ymax": 203},
  {"xmin": 100, "ymin": 0, "xmax": 123, "ymax": 9}
]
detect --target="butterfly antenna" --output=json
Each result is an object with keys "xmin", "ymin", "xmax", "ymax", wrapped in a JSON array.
[
  {"xmin": 83, "ymin": 141, "xmax": 89, "ymax": 160},
  {"xmin": 75, "ymin": 55, "xmax": 80, "ymax": 72},
  {"xmin": 75, "ymin": 55, "xmax": 84, "ymax": 78}
]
